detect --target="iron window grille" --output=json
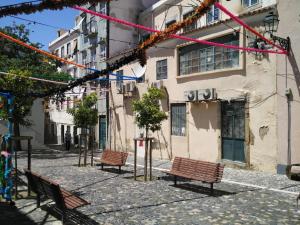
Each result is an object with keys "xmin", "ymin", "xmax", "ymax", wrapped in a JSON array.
[
  {"xmin": 171, "ymin": 104, "xmax": 186, "ymax": 136},
  {"xmin": 156, "ymin": 59, "xmax": 168, "ymax": 80}
]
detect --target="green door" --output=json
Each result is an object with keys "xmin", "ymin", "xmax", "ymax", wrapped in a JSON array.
[
  {"xmin": 99, "ymin": 116, "xmax": 106, "ymax": 149},
  {"xmin": 221, "ymin": 101, "xmax": 245, "ymax": 162}
]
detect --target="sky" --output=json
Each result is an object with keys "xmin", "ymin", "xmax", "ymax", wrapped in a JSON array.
[{"xmin": 0, "ymin": 1, "xmax": 78, "ymax": 50}]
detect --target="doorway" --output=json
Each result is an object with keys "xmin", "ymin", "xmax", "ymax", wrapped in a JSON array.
[
  {"xmin": 221, "ymin": 101, "xmax": 245, "ymax": 162},
  {"xmin": 61, "ymin": 125, "xmax": 65, "ymax": 144},
  {"xmin": 99, "ymin": 116, "xmax": 106, "ymax": 149}
]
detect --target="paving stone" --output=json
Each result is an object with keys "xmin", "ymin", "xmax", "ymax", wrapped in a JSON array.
[{"xmin": 2, "ymin": 149, "xmax": 299, "ymax": 224}]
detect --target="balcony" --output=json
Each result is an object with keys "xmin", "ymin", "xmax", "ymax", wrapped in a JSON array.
[{"xmin": 85, "ymin": 61, "xmax": 98, "ymax": 74}]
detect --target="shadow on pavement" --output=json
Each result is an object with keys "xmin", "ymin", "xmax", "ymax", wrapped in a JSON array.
[
  {"xmin": 43, "ymin": 204, "xmax": 100, "ymax": 225},
  {"xmin": 159, "ymin": 175, "xmax": 236, "ymax": 196},
  {"xmin": 0, "ymin": 202, "xmax": 36, "ymax": 225}
]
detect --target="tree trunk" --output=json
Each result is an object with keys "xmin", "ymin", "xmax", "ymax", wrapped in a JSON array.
[
  {"xmin": 144, "ymin": 128, "xmax": 149, "ymax": 181},
  {"xmin": 13, "ymin": 121, "xmax": 22, "ymax": 151}
]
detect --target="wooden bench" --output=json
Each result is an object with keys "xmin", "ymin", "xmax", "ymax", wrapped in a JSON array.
[
  {"xmin": 24, "ymin": 169, "xmax": 89, "ymax": 224},
  {"xmin": 166, "ymin": 157, "xmax": 224, "ymax": 194},
  {"xmin": 96, "ymin": 150, "xmax": 128, "ymax": 173}
]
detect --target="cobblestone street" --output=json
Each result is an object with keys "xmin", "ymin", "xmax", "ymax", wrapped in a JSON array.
[{"xmin": 1, "ymin": 149, "xmax": 300, "ymax": 225}]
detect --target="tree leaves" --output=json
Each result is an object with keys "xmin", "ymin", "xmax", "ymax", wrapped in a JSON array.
[
  {"xmin": 67, "ymin": 93, "xmax": 98, "ymax": 129},
  {"xmin": 132, "ymin": 87, "xmax": 167, "ymax": 134}
]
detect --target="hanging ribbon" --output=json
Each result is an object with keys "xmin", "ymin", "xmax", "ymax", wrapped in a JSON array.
[
  {"xmin": 73, "ymin": 6, "xmax": 286, "ymax": 55},
  {"xmin": 214, "ymin": 2, "xmax": 287, "ymax": 54}
]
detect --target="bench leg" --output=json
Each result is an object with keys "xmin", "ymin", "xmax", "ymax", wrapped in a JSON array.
[
  {"xmin": 119, "ymin": 166, "xmax": 121, "ymax": 174},
  {"xmin": 174, "ymin": 176, "xmax": 177, "ymax": 186},
  {"xmin": 37, "ymin": 194, "xmax": 41, "ymax": 208},
  {"xmin": 297, "ymin": 193, "xmax": 300, "ymax": 208},
  {"xmin": 101, "ymin": 164, "xmax": 104, "ymax": 170},
  {"xmin": 210, "ymin": 183, "xmax": 214, "ymax": 195}
]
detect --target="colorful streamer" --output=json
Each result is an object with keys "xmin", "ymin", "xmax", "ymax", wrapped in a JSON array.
[
  {"xmin": 214, "ymin": 2, "xmax": 287, "ymax": 54},
  {"xmin": 73, "ymin": 6, "xmax": 286, "ymax": 55}
]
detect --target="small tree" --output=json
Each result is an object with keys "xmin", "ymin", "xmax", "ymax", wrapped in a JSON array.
[
  {"xmin": 132, "ymin": 87, "xmax": 167, "ymax": 181},
  {"xmin": 132, "ymin": 87, "xmax": 168, "ymax": 139},
  {"xmin": 67, "ymin": 93, "xmax": 98, "ymax": 166}
]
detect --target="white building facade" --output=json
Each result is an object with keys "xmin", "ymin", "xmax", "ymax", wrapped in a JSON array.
[
  {"xmin": 47, "ymin": 18, "xmax": 82, "ymax": 146},
  {"xmin": 108, "ymin": 0, "xmax": 300, "ymax": 174}
]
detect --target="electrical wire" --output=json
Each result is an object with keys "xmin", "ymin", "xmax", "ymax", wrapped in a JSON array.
[
  {"xmin": 0, "ymin": 1, "xmax": 42, "ymax": 8},
  {"xmin": 8, "ymin": 15, "xmax": 175, "ymax": 50}
]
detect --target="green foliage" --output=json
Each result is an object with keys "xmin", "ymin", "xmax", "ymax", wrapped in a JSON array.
[
  {"xmin": 132, "ymin": 87, "xmax": 167, "ymax": 135},
  {"xmin": 67, "ymin": 93, "xmax": 98, "ymax": 129},
  {"xmin": 0, "ymin": 24, "xmax": 73, "ymax": 82},
  {"xmin": 0, "ymin": 24, "xmax": 73, "ymax": 127},
  {"xmin": 0, "ymin": 69, "xmax": 34, "ymax": 126}
]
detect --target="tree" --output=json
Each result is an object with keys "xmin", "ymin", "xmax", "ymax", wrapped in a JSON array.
[
  {"xmin": 0, "ymin": 24, "xmax": 72, "ymax": 149},
  {"xmin": 67, "ymin": 93, "xmax": 98, "ymax": 166},
  {"xmin": 132, "ymin": 87, "xmax": 168, "ymax": 139},
  {"xmin": 132, "ymin": 87, "xmax": 168, "ymax": 181}
]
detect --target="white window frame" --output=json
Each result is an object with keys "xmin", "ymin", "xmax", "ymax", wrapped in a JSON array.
[{"xmin": 243, "ymin": 0, "xmax": 260, "ymax": 8}]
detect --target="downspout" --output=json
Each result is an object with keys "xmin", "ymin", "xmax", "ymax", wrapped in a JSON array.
[{"xmin": 106, "ymin": 1, "xmax": 110, "ymax": 150}]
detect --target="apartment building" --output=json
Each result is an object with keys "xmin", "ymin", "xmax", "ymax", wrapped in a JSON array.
[
  {"xmin": 47, "ymin": 1, "xmax": 153, "ymax": 148},
  {"xmin": 47, "ymin": 17, "xmax": 82, "ymax": 146},
  {"xmin": 108, "ymin": 0, "xmax": 300, "ymax": 174}
]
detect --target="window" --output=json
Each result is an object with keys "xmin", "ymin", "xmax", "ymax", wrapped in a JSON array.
[
  {"xmin": 73, "ymin": 68, "xmax": 77, "ymax": 78},
  {"xmin": 116, "ymin": 70, "xmax": 123, "ymax": 91},
  {"xmin": 179, "ymin": 34, "xmax": 239, "ymax": 75},
  {"xmin": 166, "ymin": 19, "xmax": 176, "ymax": 28},
  {"xmin": 139, "ymin": 33, "xmax": 150, "ymax": 43},
  {"xmin": 91, "ymin": 48, "xmax": 96, "ymax": 62},
  {"xmin": 183, "ymin": 11, "xmax": 197, "ymax": 33},
  {"xmin": 61, "ymin": 46, "xmax": 65, "ymax": 58},
  {"xmin": 51, "ymin": 123, "xmax": 55, "ymax": 136},
  {"xmin": 243, "ymin": 0, "xmax": 259, "ymax": 7},
  {"xmin": 171, "ymin": 104, "xmax": 186, "ymax": 136},
  {"xmin": 156, "ymin": 59, "xmax": 168, "ymax": 80},
  {"xmin": 67, "ymin": 43, "xmax": 71, "ymax": 55},
  {"xmin": 207, "ymin": 4, "xmax": 220, "ymax": 24},
  {"xmin": 100, "ymin": 44, "xmax": 106, "ymax": 58},
  {"xmin": 82, "ymin": 51, "xmax": 87, "ymax": 65},
  {"xmin": 67, "ymin": 97, "xmax": 71, "ymax": 110},
  {"xmin": 100, "ymin": 2, "xmax": 106, "ymax": 14}
]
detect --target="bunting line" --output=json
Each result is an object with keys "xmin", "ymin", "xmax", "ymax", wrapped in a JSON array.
[{"xmin": 73, "ymin": 6, "xmax": 286, "ymax": 55}]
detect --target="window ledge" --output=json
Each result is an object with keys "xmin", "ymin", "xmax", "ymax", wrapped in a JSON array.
[
  {"xmin": 171, "ymin": 135, "xmax": 187, "ymax": 138},
  {"xmin": 177, "ymin": 67, "xmax": 243, "ymax": 80},
  {"xmin": 242, "ymin": 2, "xmax": 262, "ymax": 13}
]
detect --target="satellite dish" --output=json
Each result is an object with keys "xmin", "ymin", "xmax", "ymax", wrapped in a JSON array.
[{"xmin": 131, "ymin": 64, "xmax": 147, "ymax": 79}]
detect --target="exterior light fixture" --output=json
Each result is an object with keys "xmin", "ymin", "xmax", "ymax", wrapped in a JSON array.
[{"xmin": 263, "ymin": 12, "xmax": 290, "ymax": 52}]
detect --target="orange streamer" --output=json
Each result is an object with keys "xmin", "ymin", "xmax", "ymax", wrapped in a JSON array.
[{"xmin": 0, "ymin": 31, "xmax": 86, "ymax": 69}]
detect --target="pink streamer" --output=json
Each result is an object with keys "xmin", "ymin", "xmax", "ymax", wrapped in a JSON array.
[
  {"xmin": 73, "ymin": 6, "xmax": 286, "ymax": 55},
  {"xmin": 215, "ymin": 2, "xmax": 287, "ymax": 54}
]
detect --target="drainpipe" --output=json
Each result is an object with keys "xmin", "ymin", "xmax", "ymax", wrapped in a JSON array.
[
  {"xmin": 285, "ymin": 55, "xmax": 292, "ymax": 166},
  {"xmin": 106, "ymin": 1, "xmax": 110, "ymax": 150}
]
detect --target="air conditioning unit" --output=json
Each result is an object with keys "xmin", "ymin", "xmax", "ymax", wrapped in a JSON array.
[
  {"xmin": 125, "ymin": 82, "xmax": 136, "ymax": 93},
  {"xmin": 198, "ymin": 88, "xmax": 217, "ymax": 101},
  {"xmin": 117, "ymin": 84, "xmax": 125, "ymax": 94},
  {"xmin": 99, "ymin": 37, "xmax": 106, "ymax": 43},
  {"xmin": 184, "ymin": 90, "xmax": 198, "ymax": 102},
  {"xmin": 151, "ymin": 80, "xmax": 163, "ymax": 89}
]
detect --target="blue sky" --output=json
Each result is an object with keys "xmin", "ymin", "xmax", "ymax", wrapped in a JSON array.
[{"xmin": 0, "ymin": 1, "xmax": 78, "ymax": 50}]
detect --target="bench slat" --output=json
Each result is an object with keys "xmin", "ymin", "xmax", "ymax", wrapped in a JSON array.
[
  {"xmin": 167, "ymin": 157, "xmax": 224, "ymax": 185},
  {"xmin": 24, "ymin": 170, "xmax": 89, "ymax": 211}
]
